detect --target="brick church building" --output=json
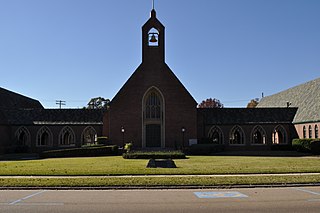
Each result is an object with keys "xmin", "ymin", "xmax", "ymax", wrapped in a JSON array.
[
  {"xmin": 1, "ymin": 8, "xmax": 306, "ymax": 154},
  {"xmin": 103, "ymin": 9, "xmax": 298, "ymax": 151}
]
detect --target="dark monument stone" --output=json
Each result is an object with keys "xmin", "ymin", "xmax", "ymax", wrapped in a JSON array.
[{"xmin": 146, "ymin": 158, "xmax": 177, "ymax": 168}]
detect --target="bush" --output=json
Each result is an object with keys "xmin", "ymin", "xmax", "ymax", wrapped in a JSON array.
[
  {"xmin": 292, "ymin": 139, "xmax": 314, "ymax": 152},
  {"xmin": 310, "ymin": 140, "xmax": 320, "ymax": 155},
  {"xmin": 188, "ymin": 144, "xmax": 224, "ymax": 155},
  {"xmin": 40, "ymin": 145, "xmax": 118, "ymax": 158},
  {"xmin": 122, "ymin": 151, "xmax": 186, "ymax": 159},
  {"xmin": 124, "ymin": 143, "xmax": 133, "ymax": 153},
  {"xmin": 96, "ymin": 137, "xmax": 108, "ymax": 145}
]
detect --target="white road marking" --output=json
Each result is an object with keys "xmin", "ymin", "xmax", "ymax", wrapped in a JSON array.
[
  {"xmin": 295, "ymin": 188, "xmax": 320, "ymax": 196},
  {"xmin": 9, "ymin": 190, "xmax": 47, "ymax": 205}
]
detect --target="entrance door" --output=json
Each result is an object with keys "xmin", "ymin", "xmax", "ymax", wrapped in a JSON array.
[{"xmin": 146, "ymin": 124, "xmax": 161, "ymax": 147}]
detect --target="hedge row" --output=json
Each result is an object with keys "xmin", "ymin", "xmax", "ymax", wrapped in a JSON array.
[
  {"xmin": 122, "ymin": 151, "xmax": 186, "ymax": 159},
  {"xmin": 187, "ymin": 144, "xmax": 225, "ymax": 155},
  {"xmin": 40, "ymin": 145, "xmax": 119, "ymax": 158},
  {"xmin": 292, "ymin": 139, "xmax": 320, "ymax": 154}
]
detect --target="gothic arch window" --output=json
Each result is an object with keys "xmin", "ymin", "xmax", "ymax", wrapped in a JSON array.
[
  {"xmin": 251, "ymin": 126, "xmax": 266, "ymax": 145},
  {"xmin": 208, "ymin": 126, "xmax": 224, "ymax": 144},
  {"xmin": 229, "ymin": 126, "xmax": 245, "ymax": 145},
  {"xmin": 303, "ymin": 126, "xmax": 306, "ymax": 139},
  {"xmin": 142, "ymin": 87, "xmax": 165, "ymax": 148},
  {"xmin": 272, "ymin": 125, "xmax": 287, "ymax": 144},
  {"xmin": 148, "ymin": 28, "xmax": 159, "ymax": 46},
  {"xmin": 315, "ymin": 125, "xmax": 319, "ymax": 138},
  {"xmin": 308, "ymin": 125, "xmax": 313, "ymax": 139},
  {"xmin": 15, "ymin": 126, "xmax": 31, "ymax": 146},
  {"xmin": 59, "ymin": 126, "xmax": 75, "ymax": 146},
  {"xmin": 81, "ymin": 126, "xmax": 97, "ymax": 145},
  {"xmin": 36, "ymin": 126, "xmax": 53, "ymax": 147}
]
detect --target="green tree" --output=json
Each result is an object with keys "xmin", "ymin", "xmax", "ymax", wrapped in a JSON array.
[{"xmin": 86, "ymin": 97, "xmax": 110, "ymax": 109}]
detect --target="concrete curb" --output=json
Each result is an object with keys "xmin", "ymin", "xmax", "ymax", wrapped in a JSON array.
[{"xmin": 1, "ymin": 183, "xmax": 320, "ymax": 191}]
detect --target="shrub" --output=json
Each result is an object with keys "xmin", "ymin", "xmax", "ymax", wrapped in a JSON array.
[
  {"xmin": 40, "ymin": 145, "xmax": 118, "ymax": 158},
  {"xmin": 96, "ymin": 137, "xmax": 108, "ymax": 145},
  {"xmin": 122, "ymin": 151, "xmax": 186, "ymax": 159},
  {"xmin": 292, "ymin": 139, "xmax": 314, "ymax": 152},
  {"xmin": 188, "ymin": 144, "xmax": 224, "ymax": 155},
  {"xmin": 124, "ymin": 143, "xmax": 133, "ymax": 153},
  {"xmin": 310, "ymin": 140, "xmax": 320, "ymax": 155}
]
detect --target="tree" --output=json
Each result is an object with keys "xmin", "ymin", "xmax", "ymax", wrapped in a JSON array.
[
  {"xmin": 86, "ymin": 97, "xmax": 110, "ymax": 109},
  {"xmin": 247, "ymin": 98, "xmax": 259, "ymax": 108},
  {"xmin": 198, "ymin": 98, "xmax": 224, "ymax": 108}
]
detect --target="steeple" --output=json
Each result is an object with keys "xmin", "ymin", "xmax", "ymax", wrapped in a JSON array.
[{"xmin": 142, "ymin": 6, "xmax": 165, "ymax": 63}]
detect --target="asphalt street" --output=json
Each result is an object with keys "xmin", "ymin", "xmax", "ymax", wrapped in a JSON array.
[{"xmin": 1, "ymin": 187, "xmax": 320, "ymax": 213}]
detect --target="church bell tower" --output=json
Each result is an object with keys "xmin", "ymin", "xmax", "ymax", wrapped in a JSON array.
[{"xmin": 142, "ymin": 9, "xmax": 165, "ymax": 63}]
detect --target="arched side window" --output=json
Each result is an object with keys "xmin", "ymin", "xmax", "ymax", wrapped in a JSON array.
[
  {"xmin": 36, "ymin": 126, "xmax": 53, "ymax": 147},
  {"xmin": 15, "ymin": 126, "xmax": 31, "ymax": 146},
  {"xmin": 229, "ymin": 126, "xmax": 245, "ymax": 145},
  {"xmin": 208, "ymin": 126, "xmax": 224, "ymax": 144},
  {"xmin": 308, "ymin": 125, "xmax": 313, "ymax": 139},
  {"xmin": 59, "ymin": 126, "xmax": 75, "ymax": 146},
  {"xmin": 81, "ymin": 126, "xmax": 97, "ymax": 146},
  {"xmin": 303, "ymin": 126, "xmax": 306, "ymax": 139},
  {"xmin": 251, "ymin": 125, "xmax": 266, "ymax": 145},
  {"xmin": 272, "ymin": 125, "xmax": 287, "ymax": 144},
  {"xmin": 315, "ymin": 125, "xmax": 319, "ymax": 139}
]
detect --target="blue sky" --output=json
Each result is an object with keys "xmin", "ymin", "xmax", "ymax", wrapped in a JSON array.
[{"xmin": 1, "ymin": 0, "xmax": 319, "ymax": 108}]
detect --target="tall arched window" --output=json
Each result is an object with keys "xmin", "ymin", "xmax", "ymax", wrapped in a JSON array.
[
  {"xmin": 251, "ymin": 126, "xmax": 266, "ymax": 145},
  {"xmin": 315, "ymin": 125, "xmax": 319, "ymax": 139},
  {"xmin": 81, "ymin": 126, "xmax": 97, "ymax": 145},
  {"xmin": 272, "ymin": 125, "xmax": 287, "ymax": 144},
  {"xmin": 36, "ymin": 126, "xmax": 52, "ymax": 147},
  {"xmin": 303, "ymin": 126, "xmax": 306, "ymax": 139},
  {"xmin": 142, "ymin": 87, "xmax": 164, "ymax": 148},
  {"xmin": 308, "ymin": 125, "xmax": 313, "ymax": 139},
  {"xmin": 59, "ymin": 126, "xmax": 75, "ymax": 146},
  {"xmin": 145, "ymin": 91, "xmax": 161, "ymax": 119},
  {"xmin": 229, "ymin": 126, "xmax": 245, "ymax": 145},
  {"xmin": 208, "ymin": 126, "xmax": 223, "ymax": 144}
]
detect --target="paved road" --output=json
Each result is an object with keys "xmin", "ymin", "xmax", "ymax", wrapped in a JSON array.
[{"xmin": 1, "ymin": 187, "xmax": 320, "ymax": 213}]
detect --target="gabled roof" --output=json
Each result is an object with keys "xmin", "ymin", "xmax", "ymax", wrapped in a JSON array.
[
  {"xmin": 0, "ymin": 87, "xmax": 43, "ymax": 110},
  {"xmin": 199, "ymin": 108, "xmax": 297, "ymax": 125},
  {"xmin": 257, "ymin": 78, "xmax": 320, "ymax": 124},
  {"xmin": 3, "ymin": 109, "xmax": 104, "ymax": 125}
]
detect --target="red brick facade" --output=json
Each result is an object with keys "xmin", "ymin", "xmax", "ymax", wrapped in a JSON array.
[{"xmin": 104, "ymin": 10, "xmax": 197, "ymax": 148}]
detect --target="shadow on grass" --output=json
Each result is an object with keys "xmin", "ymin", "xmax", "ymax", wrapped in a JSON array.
[
  {"xmin": 214, "ymin": 151, "xmax": 314, "ymax": 157},
  {"xmin": 0, "ymin": 153, "xmax": 40, "ymax": 161}
]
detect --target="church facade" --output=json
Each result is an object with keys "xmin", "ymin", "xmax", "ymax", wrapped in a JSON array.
[{"xmin": 1, "ymin": 8, "xmax": 310, "ymax": 154}]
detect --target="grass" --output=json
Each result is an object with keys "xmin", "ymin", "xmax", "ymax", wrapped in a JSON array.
[
  {"xmin": 1, "ymin": 155, "xmax": 320, "ymax": 176},
  {"xmin": 0, "ymin": 175, "xmax": 320, "ymax": 187},
  {"xmin": 1, "ymin": 155, "xmax": 320, "ymax": 187}
]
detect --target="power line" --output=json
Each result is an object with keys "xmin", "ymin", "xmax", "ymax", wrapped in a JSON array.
[{"xmin": 56, "ymin": 100, "xmax": 66, "ymax": 109}]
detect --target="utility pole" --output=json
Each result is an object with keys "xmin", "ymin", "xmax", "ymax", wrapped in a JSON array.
[{"xmin": 56, "ymin": 100, "xmax": 66, "ymax": 109}]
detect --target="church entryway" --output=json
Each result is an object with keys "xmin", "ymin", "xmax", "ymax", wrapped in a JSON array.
[{"xmin": 146, "ymin": 124, "xmax": 161, "ymax": 147}]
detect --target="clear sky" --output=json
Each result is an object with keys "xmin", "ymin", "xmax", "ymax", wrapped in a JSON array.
[{"xmin": 1, "ymin": 0, "xmax": 319, "ymax": 108}]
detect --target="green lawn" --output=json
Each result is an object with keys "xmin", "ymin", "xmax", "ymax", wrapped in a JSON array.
[
  {"xmin": 1, "ymin": 155, "xmax": 320, "ymax": 176},
  {"xmin": 1, "ymin": 155, "xmax": 320, "ymax": 187}
]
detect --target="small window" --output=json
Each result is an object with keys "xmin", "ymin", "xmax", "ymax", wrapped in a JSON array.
[
  {"xmin": 308, "ymin": 125, "xmax": 312, "ymax": 139},
  {"xmin": 315, "ymin": 125, "xmax": 319, "ymax": 138},
  {"xmin": 303, "ymin": 126, "xmax": 306, "ymax": 139}
]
